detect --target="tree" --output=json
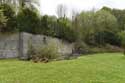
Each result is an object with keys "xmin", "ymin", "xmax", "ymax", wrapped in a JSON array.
[
  {"xmin": 16, "ymin": 8, "xmax": 40, "ymax": 33},
  {"xmin": 40, "ymin": 15, "xmax": 50, "ymax": 35},
  {"xmin": 94, "ymin": 10, "xmax": 118, "ymax": 46},
  {"xmin": 56, "ymin": 4, "xmax": 67, "ymax": 18},
  {"xmin": 101, "ymin": 6, "xmax": 112, "ymax": 13},
  {"xmin": 57, "ymin": 18, "xmax": 76, "ymax": 42},
  {"xmin": 19, "ymin": 0, "xmax": 40, "ymax": 9},
  {"xmin": 0, "ymin": 4, "xmax": 17, "ymax": 32},
  {"xmin": 0, "ymin": 9, "xmax": 7, "ymax": 32},
  {"xmin": 71, "ymin": 9, "xmax": 78, "ymax": 20},
  {"xmin": 0, "ymin": 0, "xmax": 40, "ymax": 11},
  {"xmin": 73, "ymin": 11, "xmax": 95, "ymax": 44},
  {"xmin": 112, "ymin": 9, "xmax": 125, "ymax": 31},
  {"xmin": 46, "ymin": 16, "xmax": 57, "ymax": 36},
  {"xmin": 118, "ymin": 31, "xmax": 125, "ymax": 55},
  {"xmin": 71, "ymin": 9, "xmax": 81, "ymax": 42}
]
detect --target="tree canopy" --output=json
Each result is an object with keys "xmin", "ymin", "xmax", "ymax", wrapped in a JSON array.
[{"xmin": 0, "ymin": 3, "xmax": 125, "ymax": 53}]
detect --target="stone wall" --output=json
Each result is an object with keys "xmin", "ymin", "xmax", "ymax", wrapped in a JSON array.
[
  {"xmin": 0, "ymin": 32, "xmax": 73, "ymax": 59},
  {"xmin": 19, "ymin": 32, "xmax": 73, "ymax": 59},
  {"xmin": 0, "ymin": 33, "xmax": 19, "ymax": 58}
]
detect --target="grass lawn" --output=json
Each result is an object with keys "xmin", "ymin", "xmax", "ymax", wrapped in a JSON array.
[{"xmin": 0, "ymin": 53, "xmax": 125, "ymax": 83}]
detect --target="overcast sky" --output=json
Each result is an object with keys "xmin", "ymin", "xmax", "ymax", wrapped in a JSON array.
[{"xmin": 39, "ymin": 0, "xmax": 125, "ymax": 17}]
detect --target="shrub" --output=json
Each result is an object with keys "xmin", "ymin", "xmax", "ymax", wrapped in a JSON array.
[
  {"xmin": 118, "ymin": 31, "xmax": 125, "ymax": 55},
  {"xmin": 27, "ymin": 43, "xmax": 36, "ymax": 60},
  {"xmin": 73, "ymin": 41, "xmax": 89, "ymax": 54},
  {"xmin": 28, "ymin": 42, "xmax": 60, "ymax": 63}
]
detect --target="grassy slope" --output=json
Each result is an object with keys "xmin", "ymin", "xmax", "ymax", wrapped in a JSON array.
[{"xmin": 0, "ymin": 53, "xmax": 125, "ymax": 83}]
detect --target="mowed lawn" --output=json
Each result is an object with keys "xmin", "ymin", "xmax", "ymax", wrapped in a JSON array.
[{"xmin": 0, "ymin": 53, "xmax": 125, "ymax": 83}]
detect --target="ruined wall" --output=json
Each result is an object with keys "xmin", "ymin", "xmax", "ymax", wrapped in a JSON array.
[
  {"xmin": 20, "ymin": 32, "xmax": 73, "ymax": 59},
  {"xmin": 0, "ymin": 32, "xmax": 73, "ymax": 59},
  {"xmin": 0, "ymin": 33, "xmax": 19, "ymax": 58}
]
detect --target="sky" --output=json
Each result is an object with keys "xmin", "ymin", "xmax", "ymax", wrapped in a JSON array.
[{"xmin": 39, "ymin": 0, "xmax": 125, "ymax": 17}]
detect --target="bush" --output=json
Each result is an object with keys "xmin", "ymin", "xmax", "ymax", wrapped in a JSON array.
[
  {"xmin": 73, "ymin": 41, "xmax": 89, "ymax": 54},
  {"xmin": 73, "ymin": 41, "xmax": 123, "ymax": 55},
  {"xmin": 118, "ymin": 31, "xmax": 125, "ymax": 55},
  {"xmin": 88, "ymin": 44, "xmax": 123, "ymax": 54},
  {"xmin": 28, "ymin": 42, "xmax": 60, "ymax": 63}
]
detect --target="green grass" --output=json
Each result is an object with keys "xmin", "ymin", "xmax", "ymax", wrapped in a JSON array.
[{"xmin": 0, "ymin": 53, "xmax": 125, "ymax": 83}]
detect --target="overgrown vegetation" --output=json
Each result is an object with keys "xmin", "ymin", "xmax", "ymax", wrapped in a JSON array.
[
  {"xmin": 0, "ymin": 1, "xmax": 125, "ymax": 55},
  {"xmin": 0, "ymin": 9, "xmax": 7, "ymax": 32},
  {"xmin": 118, "ymin": 31, "xmax": 125, "ymax": 55},
  {"xmin": 28, "ymin": 42, "xmax": 60, "ymax": 63},
  {"xmin": 0, "ymin": 4, "xmax": 16, "ymax": 32}
]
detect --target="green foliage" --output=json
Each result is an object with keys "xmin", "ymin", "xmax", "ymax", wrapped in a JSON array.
[
  {"xmin": 0, "ymin": 9, "xmax": 7, "ymax": 32},
  {"xmin": 112, "ymin": 9, "xmax": 125, "ymax": 30},
  {"xmin": 56, "ymin": 18, "xmax": 77, "ymax": 42},
  {"xmin": 39, "ymin": 15, "xmax": 54, "ymax": 35},
  {"xmin": 94, "ymin": 10, "xmax": 118, "ymax": 45},
  {"xmin": 28, "ymin": 42, "xmax": 60, "ymax": 63},
  {"xmin": 94, "ymin": 31, "xmax": 120, "ymax": 46},
  {"xmin": 27, "ymin": 43, "xmax": 36, "ymax": 60},
  {"xmin": 0, "ymin": 0, "xmax": 39, "ymax": 10},
  {"xmin": 76, "ymin": 11, "xmax": 95, "ymax": 42},
  {"xmin": 74, "ymin": 10, "xmax": 118, "ymax": 46},
  {"xmin": 0, "ymin": 3, "xmax": 125, "ymax": 53},
  {"xmin": 0, "ymin": 4, "xmax": 17, "ymax": 32},
  {"xmin": 101, "ymin": 6, "xmax": 112, "ymax": 13},
  {"xmin": 17, "ymin": 8, "xmax": 40, "ymax": 33},
  {"xmin": 95, "ymin": 10, "xmax": 118, "ymax": 33},
  {"xmin": 74, "ymin": 41, "xmax": 89, "ymax": 54},
  {"xmin": 118, "ymin": 31, "xmax": 125, "ymax": 55}
]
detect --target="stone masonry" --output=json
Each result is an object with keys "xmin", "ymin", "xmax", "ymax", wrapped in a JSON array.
[{"xmin": 0, "ymin": 32, "xmax": 73, "ymax": 59}]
